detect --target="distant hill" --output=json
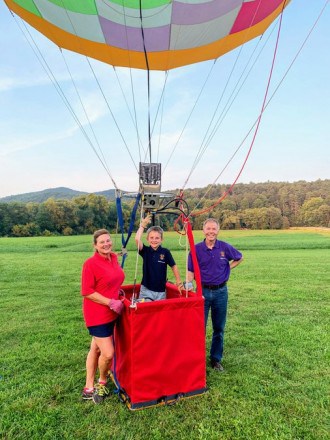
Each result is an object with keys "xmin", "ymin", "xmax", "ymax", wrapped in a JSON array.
[{"xmin": 0, "ymin": 187, "xmax": 116, "ymax": 203}]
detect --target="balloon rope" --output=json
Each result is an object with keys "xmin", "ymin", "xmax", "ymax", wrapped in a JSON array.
[
  {"xmin": 11, "ymin": 13, "xmax": 120, "ymax": 190},
  {"xmin": 61, "ymin": 52, "xmax": 116, "ymax": 185},
  {"xmin": 184, "ymin": 219, "xmax": 202, "ymax": 297},
  {"xmin": 76, "ymin": 5, "xmax": 139, "ymax": 175},
  {"xmin": 151, "ymin": 71, "xmax": 169, "ymax": 164},
  {"xmin": 162, "ymin": 61, "xmax": 217, "ymax": 176},
  {"xmin": 191, "ymin": 2, "xmax": 286, "ymax": 217},
  {"xmin": 179, "ymin": 0, "xmax": 264, "ymax": 189},
  {"xmin": 120, "ymin": 4, "xmax": 144, "ymax": 163},
  {"xmin": 185, "ymin": 222, "xmax": 189, "ymax": 298},
  {"xmin": 59, "ymin": 2, "xmax": 137, "ymax": 180},
  {"xmin": 147, "ymin": 70, "xmax": 152, "ymax": 163},
  {"xmin": 182, "ymin": 30, "xmax": 275, "ymax": 190},
  {"xmin": 85, "ymin": 57, "xmax": 138, "ymax": 173},
  {"xmin": 139, "ymin": 0, "xmax": 152, "ymax": 163},
  {"xmin": 112, "ymin": 66, "xmax": 145, "ymax": 162},
  {"xmin": 132, "ymin": 197, "xmax": 145, "ymax": 304}
]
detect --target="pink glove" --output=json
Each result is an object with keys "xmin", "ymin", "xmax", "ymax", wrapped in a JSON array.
[{"xmin": 108, "ymin": 298, "xmax": 124, "ymax": 315}]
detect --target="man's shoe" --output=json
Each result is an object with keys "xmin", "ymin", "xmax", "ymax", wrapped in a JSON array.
[
  {"xmin": 82, "ymin": 387, "xmax": 94, "ymax": 400},
  {"xmin": 92, "ymin": 383, "xmax": 110, "ymax": 404},
  {"xmin": 211, "ymin": 360, "xmax": 224, "ymax": 372}
]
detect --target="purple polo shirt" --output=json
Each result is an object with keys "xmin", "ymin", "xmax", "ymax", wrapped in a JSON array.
[{"xmin": 188, "ymin": 239, "xmax": 242, "ymax": 285}]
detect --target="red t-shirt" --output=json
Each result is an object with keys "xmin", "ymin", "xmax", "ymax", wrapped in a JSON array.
[{"xmin": 81, "ymin": 251, "xmax": 125, "ymax": 327}]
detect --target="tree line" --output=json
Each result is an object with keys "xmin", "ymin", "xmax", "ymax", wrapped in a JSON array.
[{"xmin": 0, "ymin": 180, "xmax": 329, "ymax": 237}]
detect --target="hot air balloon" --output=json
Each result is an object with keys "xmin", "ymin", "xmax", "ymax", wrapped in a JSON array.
[
  {"xmin": 4, "ymin": 0, "xmax": 290, "ymax": 70},
  {"xmin": 4, "ymin": 0, "xmax": 291, "ymax": 211}
]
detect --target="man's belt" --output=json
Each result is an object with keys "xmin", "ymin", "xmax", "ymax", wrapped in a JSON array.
[{"xmin": 202, "ymin": 282, "xmax": 227, "ymax": 290}]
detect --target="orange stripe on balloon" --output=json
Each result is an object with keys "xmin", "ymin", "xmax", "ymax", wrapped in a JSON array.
[{"xmin": 5, "ymin": 0, "xmax": 287, "ymax": 71}]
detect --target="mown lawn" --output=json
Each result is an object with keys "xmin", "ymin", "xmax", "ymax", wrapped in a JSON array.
[{"xmin": 0, "ymin": 229, "xmax": 329, "ymax": 439}]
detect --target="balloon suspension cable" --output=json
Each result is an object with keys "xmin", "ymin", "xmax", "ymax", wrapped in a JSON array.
[
  {"xmin": 190, "ymin": 2, "xmax": 287, "ymax": 218},
  {"xmin": 174, "ymin": 218, "xmax": 190, "ymax": 298},
  {"xmin": 171, "ymin": 216, "xmax": 191, "ymax": 298},
  {"xmin": 146, "ymin": 54, "xmax": 152, "ymax": 163},
  {"xmin": 183, "ymin": 217, "xmax": 203, "ymax": 297},
  {"xmin": 188, "ymin": 26, "xmax": 276, "ymax": 189},
  {"xmin": 131, "ymin": 197, "xmax": 145, "ymax": 307},
  {"xmin": 112, "ymin": 66, "xmax": 145, "ymax": 161},
  {"xmin": 184, "ymin": 222, "xmax": 189, "ymax": 298},
  {"xmin": 54, "ymin": 7, "xmax": 127, "ymax": 183},
  {"xmin": 59, "ymin": 5, "xmax": 139, "ymax": 173},
  {"xmin": 151, "ymin": 71, "xmax": 169, "ymax": 163},
  {"xmin": 181, "ymin": 0, "xmax": 275, "ymax": 191},
  {"xmin": 162, "ymin": 61, "xmax": 217, "ymax": 176},
  {"xmin": 118, "ymin": 6, "xmax": 144, "ymax": 162},
  {"xmin": 11, "ymin": 14, "xmax": 120, "ymax": 191},
  {"xmin": 191, "ymin": 0, "xmax": 328, "ymax": 216},
  {"xmin": 155, "ymin": 91, "xmax": 163, "ymax": 164},
  {"xmin": 60, "ymin": 50, "xmax": 119, "ymax": 189},
  {"xmin": 85, "ymin": 57, "xmax": 138, "ymax": 174},
  {"xmin": 139, "ymin": 0, "xmax": 152, "ymax": 163}
]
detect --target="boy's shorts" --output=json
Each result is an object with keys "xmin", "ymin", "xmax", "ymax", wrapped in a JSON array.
[{"xmin": 139, "ymin": 285, "xmax": 166, "ymax": 301}]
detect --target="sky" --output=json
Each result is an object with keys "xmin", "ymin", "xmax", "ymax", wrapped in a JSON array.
[{"xmin": 0, "ymin": 0, "xmax": 329, "ymax": 199}]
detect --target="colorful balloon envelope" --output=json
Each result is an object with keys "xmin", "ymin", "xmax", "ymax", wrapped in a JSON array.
[{"xmin": 5, "ymin": 0, "xmax": 290, "ymax": 70}]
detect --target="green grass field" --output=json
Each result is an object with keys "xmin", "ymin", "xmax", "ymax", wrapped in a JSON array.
[{"xmin": 0, "ymin": 229, "xmax": 329, "ymax": 439}]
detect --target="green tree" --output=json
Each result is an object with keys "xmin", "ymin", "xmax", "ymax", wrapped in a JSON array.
[
  {"xmin": 73, "ymin": 194, "xmax": 112, "ymax": 233},
  {"xmin": 0, "ymin": 204, "xmax": 12, "ymax": 236},
  {"xmin": 35, "ymin": 202, "xmax": 56, "ymax": 233},
  {"xmin": 12, "ymin": 222, "xmax": 40, "ymax": 237},
  {"xmin": 299, "ymin": 197, "xmax": 329, "ymax": 227}
]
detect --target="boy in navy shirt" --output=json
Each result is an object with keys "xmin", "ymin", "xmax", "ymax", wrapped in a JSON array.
[{"xmin": 135, "ymin": 214, "xmax": 183, "ymax": 301}]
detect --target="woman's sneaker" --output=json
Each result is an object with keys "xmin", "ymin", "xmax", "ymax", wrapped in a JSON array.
[
  {"xmin": 92, "ymin": 382, "xmax": 110, "ymax": 404},
  {"xmin": 82, "ymin": 387, "xmax": 94, "ymax": 400}
]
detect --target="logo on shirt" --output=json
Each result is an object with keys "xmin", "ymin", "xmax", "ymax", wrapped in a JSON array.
[
  {"xmin": 220, "ymin": 251, "xmax": 225, "ymax": 257},
  {"xmin": 159, "ymin": 254, "xmax": 165, "ymax": 261}
]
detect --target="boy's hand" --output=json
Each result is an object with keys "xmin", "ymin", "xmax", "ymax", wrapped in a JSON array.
[
  {"xmin": 183, "ymin": 281, "xmax": 194, "ymax": 291},
  {"xmin": 140, "ymin": 213, "xmax": 152, "ymax": 229},
  {"xmin": 176, "ymin": 281, "xmax": 184, "ymax": 294}
]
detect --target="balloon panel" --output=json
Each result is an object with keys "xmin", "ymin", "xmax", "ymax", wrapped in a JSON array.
[{"xmin": 5, "ymin": 0, "xmax": 290, "ymax": 70}]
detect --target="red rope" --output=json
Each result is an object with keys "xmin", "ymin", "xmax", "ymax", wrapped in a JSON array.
[
  {"xmin": 191, "ymin": 1, "xmax": 288, "ymax": 218},
  {"xmin": 184, "ymin": 217, "xmax": 202, "ymax": 296}
]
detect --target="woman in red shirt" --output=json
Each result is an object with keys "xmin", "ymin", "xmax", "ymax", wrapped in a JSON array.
[{"xmin": 81, "ymin": 229, "xmax": 125, "ymax": 404}]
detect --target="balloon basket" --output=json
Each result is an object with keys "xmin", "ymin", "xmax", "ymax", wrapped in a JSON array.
[{"xmin": 110, "ymin": 283, "xmax": 207, "ymax": 410}]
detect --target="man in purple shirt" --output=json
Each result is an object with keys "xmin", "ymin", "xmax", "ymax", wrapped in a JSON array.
[{"xmin": 188, "ymin": 218, "xmax": 243, "ymax": 371}]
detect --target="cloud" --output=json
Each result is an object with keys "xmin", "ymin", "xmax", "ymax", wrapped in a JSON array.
[
  {"xmin": 0, "ymin": 74, "xmax": 46, "ymax": 92},
  {"xmin": 0, "ymin": 125, "xmax": 79, "ymax": 157}
]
